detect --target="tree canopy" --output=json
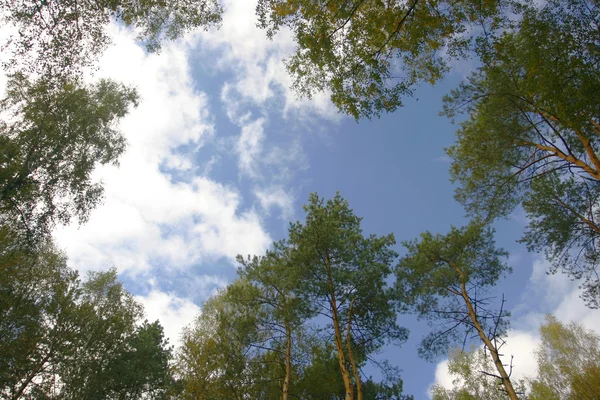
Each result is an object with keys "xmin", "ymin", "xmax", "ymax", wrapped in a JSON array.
[
  {"xmin": 177, "ymin": 193, "xmax": 410, "ymax": 400},
  {"xmin": 0, "ymin": 227, "xmax": 174, "ymax": 399},
  {"xmin": 1, "ymin": 0, "xmax": 222, "ymax": 76},
  {"xmin": 443, "ymin": 0, "xmax": 600, "ymax": 308},
  {"xmin": 529, "ymin": 315, "xmax": 600, "ymax": 400},
  {"xmin": 396, "ymin": 221, "xmax": 519, "ymax": 399},
  {"xmin": 256, "ymin": 0, "xmax": 516, "ymax": 119}
]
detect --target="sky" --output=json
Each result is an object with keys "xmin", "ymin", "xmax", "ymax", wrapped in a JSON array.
[{"xmin": 2, "ymin": 0, "xmax": 597, "ymax": 397}]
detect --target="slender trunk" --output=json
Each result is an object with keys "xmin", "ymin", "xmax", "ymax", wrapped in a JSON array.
[
  {"xmin": 446, "ymin": 261, "xmax": 519, "ymax": 400},
  {"xmin": 282, "ymin": 319, "xmax": 292, "ymax": 400},
  {"xmin": 346, "ymin": 299, "xmax": 362, "ymax": 400},
  {"xmin": 13, "ymin": 351, "xmax": 52, "ymax": 399},
  {"xmin": 325, "ymin": 253, "xmax": 354, "ymax": 400},
  {"xmin": 460, "ymin": 281, "xmax": 519, "ymax": 400}
]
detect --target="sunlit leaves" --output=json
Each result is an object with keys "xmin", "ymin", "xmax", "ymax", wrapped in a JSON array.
[
  {"xmin": 1, "ymin": 0, "xmax": 223, "ymax": 76},
  {"xmin": 0, "ymin": 74, "xmax": 138, "ymax": 240},
  {"xmin": 257, "ymin": 0, "xmax": 511, "ymax": 119}
]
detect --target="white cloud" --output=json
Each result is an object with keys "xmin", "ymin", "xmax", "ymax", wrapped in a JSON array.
[
  {"xmin": 254, "ymin": 185, "xmax": 294, "ymax": 220},
  {"xmin": 198, "ymin": 0, "xmax": 341, "ymax": 121},
  {"xmin": 236, "ymin": 117, "xmax": 266, "ymax": 178},
  {"xmin": 53, "ymin": 24, "xmax": 272, "ymax": 275},
  {"xmin": 135, "ymin": 290, "xmax": 202, "ymax": 346}
]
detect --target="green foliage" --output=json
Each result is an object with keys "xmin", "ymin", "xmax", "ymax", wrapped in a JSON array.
[
  {"xmin": 289, "ymin": 193, "xmax": 407, "ymax": 353},
  {"xmin": 256, "ymin": 0, "xmax": 515, "ymax": 119},
  {"xmin": 176, "ymin": 286, "xmax": 281, "ymax": 400},
  {"xmin": 1, "ymin": 0, "xmax": 222, "ymax": 76},
  {"xmin": 431, "ymin": 348, "xmax": 527, "ymax": 400},
  {"xmin": 443, "ymin": 0, "xmax": 600, "ymax": 307},
  {"xmin": 0, "ymin": 230, "xmax": 173, "ymax": 399},
  {"xmin": 529, "ymin": 315, "xmax": 600, "ymax": 400},
  {"xmin": 0, "ymin": 74, "xmax": 138, "ymax": 240},
  {"xmin": 396, "ymin": 222, "xmax": 511, "ymax": 360},
  {"xmin": 522, "ymin": 176, "xmax": 600, "ymax": 308},
  {"xmin": 287, "ymin": 192, "xmax": 408, "ymax": 399}
]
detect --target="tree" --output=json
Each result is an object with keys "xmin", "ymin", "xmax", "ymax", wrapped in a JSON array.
[
  {"xmin": 442, "ymin": 0, "xmax": 600, "ymax": 308},
  {"xmin": 0, "ymin": 228, "xmax": 78, "ymax": 399},
  {"xmin": 237, "ymin": 240, "xmax": 314, "ymax": 400},
  {"xmin": 529, "ymin": 315, "xmax": 600, "ymax": 400},
  {"xmin": 0, "ymin": 231, "xmax": 174, "ymax": 399},
  {"xmin": 288, "ymin": 193, "xmax": 408, "ymax": 400},
  {"xmin": 1, "ymin": 0, "xmax": 222, "ymax": 76},
  {"xmin": 178, "ymin": 274, "xmax": 316, "ymax": 400},
  {"xmin": 0, "ymin": 74, "xmax": 138, "ymax": 240},
  {"xmin": 396, "ymin": 222, "xmax": 520, "ymax": 399},
  {"xmin": 256, "ymin": 0, "xmax": 515, "ymax": 119},
  {"xmin": 431, "ymin": 347, "xmax": 527, "ymax": 400},
  {"xmin": 176, "ymin": 286, "xmax": 277, "ymax": 400}
]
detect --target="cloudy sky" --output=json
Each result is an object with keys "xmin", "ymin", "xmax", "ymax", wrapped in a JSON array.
[{"xmin": 3, "ymin": 0, "xmax": 594, "ymax": 397}]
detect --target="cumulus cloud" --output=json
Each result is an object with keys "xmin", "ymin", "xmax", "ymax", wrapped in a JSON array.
[
  {"xmin": 199, "ymin": 0, "xmax": 340, "ymax": 121},
  {"xmin": 135, "ymin": 290, "xmax": 202, "ymax": 346},
  {"xmin": 236, "ymin": 117, "xmax": 266, "ymax": 178},
  {"xmin": 254, "ymin": 185, "xmax": 294, "ymax": 220},
  {"xmin": 53, "ymin": 24, "xmax": 272, "ymax": 275}
]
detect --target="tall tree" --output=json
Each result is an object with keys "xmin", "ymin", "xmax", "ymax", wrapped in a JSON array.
[
  {"xmin": 256, "ymin": 0, "xmax": 515, "ymax": 119},
  {"xmin": 396, "ymin": 222, "xmax": 519, "ymax": 399},
  {"xmin": 0, "ymin": 74, "xmax": 138, "ymax": 240},
  {"xmin": 0, "ymin": 228, "xmax": 78, "ymax": 399},
  {"xmin": 176, "ymin": 285, "xmax": 279, "ymax": 400},
  {"xmin": 529, "ymin": 315, "xmax": 600, "ymax": 400},
  {"xmin": 237, "ymin": 240, "xmax": 313, "ymax": 400},
  {"xmin": 442, "ymin": 0, "xmax": 600, "ymax": 308},
  {"xmin": 288, "ymin": 193, "xmax": 407, "ymax": 400},
  {"xmin": 1, "ymin": 0, "xmax": 222, "ymax": 76}
]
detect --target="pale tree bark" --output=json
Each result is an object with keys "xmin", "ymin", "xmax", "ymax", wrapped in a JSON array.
[{"xmin": 281, "ymin": 319, "xmax": 292, "ymax": 400}]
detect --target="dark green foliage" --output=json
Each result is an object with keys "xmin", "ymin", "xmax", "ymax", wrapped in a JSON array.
[
  {"xmin": 289, "ymin": 193, "xmax": 407, "ymax": 354},
  {"xmin": 0, "ymin": 229, "xmax": 173, "ymax": 399}
]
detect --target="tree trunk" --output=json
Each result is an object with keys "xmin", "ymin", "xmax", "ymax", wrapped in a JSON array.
[
  {"xmin": 346, "ymin": 299, "xmax": 362, "ymax": 400},
  {"xmin": 460, "ymin": 281, "xmax": 519, "ymax": 400},
  {"xmin": 325, "ymin": 253, "xmax": 354, "ymax": 400},
  {"xmin": 282, "ymin": 319, "xmax": 292, "ymax": 400}
]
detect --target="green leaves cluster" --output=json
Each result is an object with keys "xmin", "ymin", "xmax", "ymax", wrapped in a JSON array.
[
  {"xmin": 257, "ymin": 0, "xmax": 514, "ymax": 119},
  {"xmin": 529, "ymin": 315, "xmax": 600, "ymax": 400},
  {"xmin": 1, "ymin": 0, "xmax": 222, "ymax": 76},
  {"xmin": 0, "ymin": 74, "xmax": 138, "ymax": 240},
  {"xmin": 0, "ymin": 228, "xmax": 174, "ymax": 399}
]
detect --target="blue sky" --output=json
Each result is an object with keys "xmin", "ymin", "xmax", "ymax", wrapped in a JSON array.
[{"xmin": 13, "ymin": 0, "xmax": 593, "ymax": 397}]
